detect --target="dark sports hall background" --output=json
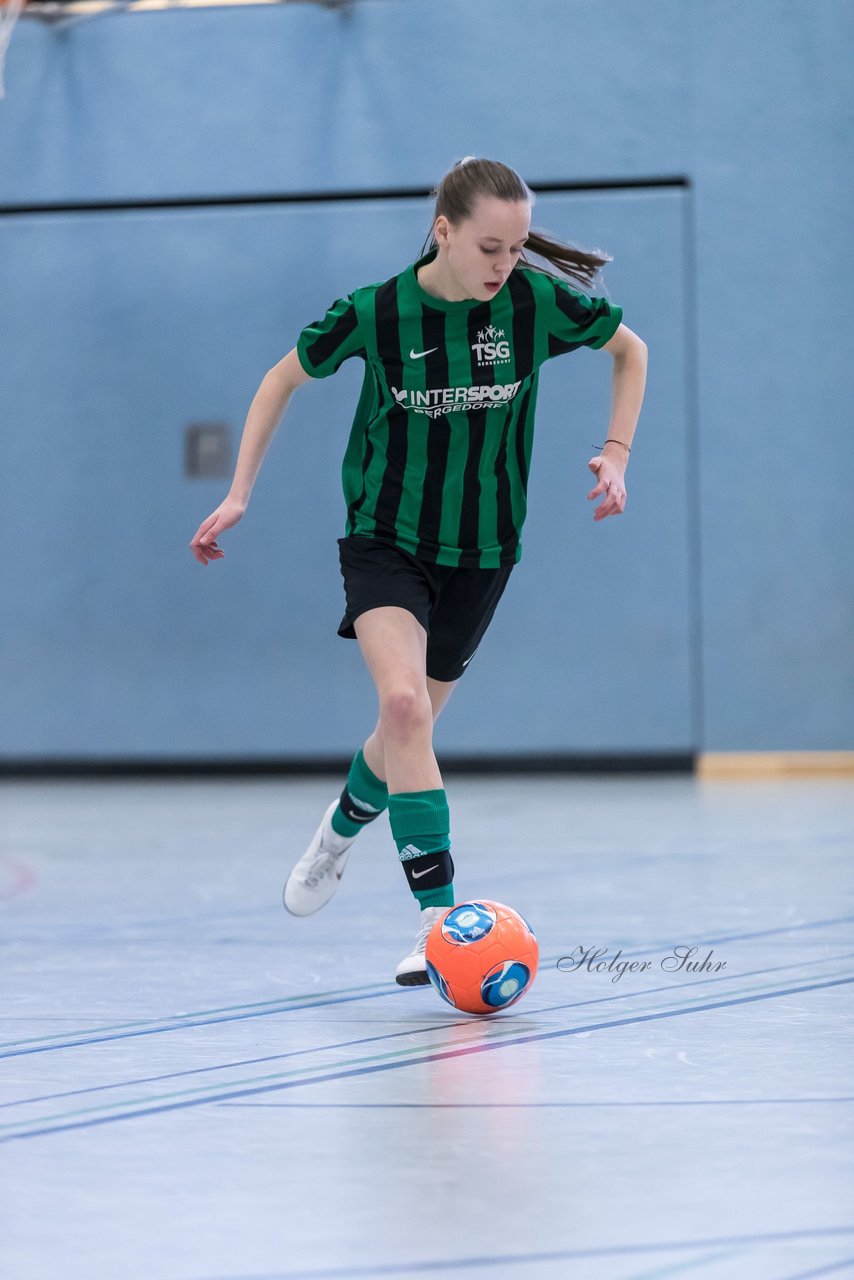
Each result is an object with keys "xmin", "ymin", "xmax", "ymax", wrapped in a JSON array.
[{"xmin": 0, "ymin": 3, "xmax": 852, "ymax": 1280}]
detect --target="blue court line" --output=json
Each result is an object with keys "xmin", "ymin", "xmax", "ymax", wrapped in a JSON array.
[
  {"xmin": 2, "ymin": 973, "xmax": 852, "ymax": 1143},
  {"xmin": 5, "ymin": 952, "xmax": 850, "ymax": 1100},
  {"xmin": 15, "ymin": 903, "xmax": 850, "ymax": 950},
  {"xmin": 0, "ymin": 987, "xmax": 401, "ymax": 1060},
  {"xmin": 4, "ymin": 949, "xmax": 852, "ymax": 1101},
  {"xmin": 549, "ymin": 914, "xmax": 854, "ymax": 973},
  {"xmin": 0, "ymin": 981, "xmax": 391, "ymax": 1050},
  {"xmin": 3, "ymin": 910, "xmax": 851, "ymax": 1053},
  {"xmin": 4, "ymin": 912, "xmax": 851, "ymax": 1058},
  {"xmin": 776, "ymin": 1258, "xmax": 854, "ymax": 1279},
  {"xmin": 0, "ymin": 1014, "xmax": 460, "ymax": 1108},
  {"xmin": 219, "ymin": 1096, "xmax": 854, "ymax": 1110},
  {"xmin": 183, "ymin": 1226, "xmax": 854, "ymax": 1278},
  {"xmin": 570, "ymin": 913, "xmax": 854, "ymax": 958}
]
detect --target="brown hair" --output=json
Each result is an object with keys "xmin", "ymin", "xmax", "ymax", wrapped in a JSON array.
[{"xmin": 419, "ymin": 156, "xmax": 613, "ymax": 293}]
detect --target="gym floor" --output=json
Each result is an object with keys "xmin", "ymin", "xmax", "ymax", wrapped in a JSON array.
[{"xmin": 2, "ymin": 774, "xmax": 852, "ymax": 1280}]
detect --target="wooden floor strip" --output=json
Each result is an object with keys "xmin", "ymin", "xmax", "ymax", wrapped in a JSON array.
[{"xmin": 698, "ymin": 752, "xmax": 854, "ymax": 779}]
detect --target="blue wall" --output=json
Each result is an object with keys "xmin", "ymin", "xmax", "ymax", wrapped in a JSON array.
[{"xmin": 0, "ymin": 0, "xmax": 851, "ymax": 759}]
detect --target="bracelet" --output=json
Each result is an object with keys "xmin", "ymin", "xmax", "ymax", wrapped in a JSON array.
[{"xmin": 592, "ymin": 438, "xmax": 631, "ymax": 454}]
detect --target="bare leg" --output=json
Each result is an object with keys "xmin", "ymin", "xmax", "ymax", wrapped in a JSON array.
[
  {"xmin": 362, "ymin": 674, "xmax": 457, "ymax": 784},
  {"xmin": 353, "ymin": 607, "xmax": 458, "ymax": 793},
  {"xmin": 361, "ymin": 678, "xmax": 457, "ymax": 783}
]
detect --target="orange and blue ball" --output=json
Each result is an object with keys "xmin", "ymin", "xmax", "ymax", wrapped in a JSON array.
[{"xmin": 424, "ymin": 900, "xmax": 539, "ymax": 1015}]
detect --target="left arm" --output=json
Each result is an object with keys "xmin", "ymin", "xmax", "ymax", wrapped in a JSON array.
[{"xmin": 587, "ymin": 323, "xmax": 648, "ymax": 522}]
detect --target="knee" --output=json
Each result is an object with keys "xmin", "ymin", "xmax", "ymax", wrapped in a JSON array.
[{"xmin": 380, "ymin": 686, "xmax": 432, "ymax": 738}]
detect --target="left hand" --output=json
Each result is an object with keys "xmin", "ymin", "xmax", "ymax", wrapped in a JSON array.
[{"xmin": 587, "ymin": 453, "xmax": 627, "ymax": 522}]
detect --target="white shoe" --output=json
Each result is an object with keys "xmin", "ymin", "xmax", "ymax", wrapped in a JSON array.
[
  {"xmin": 283, "ymin": 800, "xmax": 357, "ymax": 916},
  {"xmin": 395, "ymin": 906, "xmax": 449, "ymax": 987}
]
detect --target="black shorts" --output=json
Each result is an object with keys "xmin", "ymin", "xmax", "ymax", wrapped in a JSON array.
[{"xmin": 337, "ymin": 535, "xmax": 514, "ymax": 682}]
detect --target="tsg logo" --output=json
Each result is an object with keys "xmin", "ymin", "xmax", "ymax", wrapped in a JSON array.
[{"xmin": 472, "ymin": 324, "xmax": 511, "ymax": 367}]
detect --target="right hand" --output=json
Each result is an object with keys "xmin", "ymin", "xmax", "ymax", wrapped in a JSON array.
[{"xmin": 189, "ymin": 496, "xmax": 246, "ymax": 565}]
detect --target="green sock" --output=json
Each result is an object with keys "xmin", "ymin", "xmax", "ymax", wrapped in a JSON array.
[
  {"xmin": 330, "ymin": 748, "xmax": 389, "ymax": 837},
  {"xmin": 413, "ymin": 883, "xmax": 456, "ymax": 909},
  {"xmin": 387, "ymin": 789, "xmax": 455, "ymax": 909}
]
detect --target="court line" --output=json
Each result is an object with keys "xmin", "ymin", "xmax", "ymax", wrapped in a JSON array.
[
  {"xmin": 11, "ymin": 903, "xmax": 853, "ymax": 950},
  {"xmin": 0, "ymin": 1013, "xmax": 461, "ymax": 1108},
  {"xmin": 620, "ymin": 1247, "xmax": 747, "ymax": 1279},
  {"xmin": 0, "ymin": 988, "xmax": 400, "ymax": 1060},
  {"xmin": 0, "ymin": 856, "xmax": 38, "ymax": 902},
  {"xmin": 181, "ymin": 1226, "xmax": 854, "ymax": 1278},
  {"xmin": 219, "ymin": 1097, "xmax": 854, "ymax": 1110},
  {"xmin": 0, "ymin": 981, "xmax": 392, "ymax": 1051},
  {"xmin": 3, "ymin": 911, "xmax": 851, "ymax": 1054},
  {"xmin": 2, "ymin": 973, "xmax": 851, "ymax": 1143},
  {"xmin": 4, "ymin": 954, "xmax": 852, "ymax": 1108},
  {"xmin": 4, "ymin": 951, "xmax": 852, "ymax": 1104},
  {"xmin": 774, "ymin": 1258, "xmax": 854, "ymax": 1279},
  {"xmin": 567, "ymin": 913, "xmax": 854, "ymax": 956}
]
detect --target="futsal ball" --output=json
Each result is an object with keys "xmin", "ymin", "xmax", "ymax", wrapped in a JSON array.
[{"xmin": 425, "ymin": 900, "xmax": 539, "ymax": 1015}]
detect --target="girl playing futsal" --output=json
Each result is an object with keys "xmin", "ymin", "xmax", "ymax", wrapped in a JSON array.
[{"xmin": 189, "ymin": 156, "xmax": 648, "ymax": 985}]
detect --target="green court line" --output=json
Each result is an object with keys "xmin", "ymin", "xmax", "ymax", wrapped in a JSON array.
[
  {"xmin": 3, "ymin": 968, "xmax": 851, "ymax": 1138},
  {"xmin": 0, "ymin": 1021, "xmax": 520, "ymax": 1133},
  {"xmin": 623, "ymin": 1247, "xmax": 747, "ymax": 1279}
]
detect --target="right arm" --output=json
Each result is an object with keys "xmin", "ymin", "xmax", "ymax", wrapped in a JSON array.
[{"xmin": 189, "ymin": 348, "xmax": 313, "ymax": 566}]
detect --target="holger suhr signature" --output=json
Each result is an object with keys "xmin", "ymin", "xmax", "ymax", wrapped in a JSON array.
[{"xmin": 556, "ymin": 946, "xmax": 726, "ymax": 983}]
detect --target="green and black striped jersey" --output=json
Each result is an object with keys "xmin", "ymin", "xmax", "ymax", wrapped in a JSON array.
[{"xmin": 296, "ymin": 246, "xmax": 622, "ymax": 568}]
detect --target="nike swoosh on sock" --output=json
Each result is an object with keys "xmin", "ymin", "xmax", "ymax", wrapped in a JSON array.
[{"xmin": 350, "ymin": 795, "xmax": 382, "ymax": 814}]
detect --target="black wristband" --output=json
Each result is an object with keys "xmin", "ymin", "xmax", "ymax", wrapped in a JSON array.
[{"xmin": 593, "ymin": 439, "xmax": 631, "ymax": 454}]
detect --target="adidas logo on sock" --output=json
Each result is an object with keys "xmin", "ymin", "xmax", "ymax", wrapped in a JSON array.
[{"xmin": 400, "ymin": 843, "xmax": 426, "ymax": 861}]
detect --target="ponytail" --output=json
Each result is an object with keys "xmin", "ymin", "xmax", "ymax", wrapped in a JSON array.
[{"xmin": 420, "ymin": 156, "xmax": 613, "ymax": 292}]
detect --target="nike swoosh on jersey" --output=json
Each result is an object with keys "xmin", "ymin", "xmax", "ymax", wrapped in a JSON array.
[
  {"xmin": 410, "ymin": 347, "xmax": 439, "ymax": 360},
  {"xmin": 411, "ymin": 865, "xmax": 439, "ymax": 879}
]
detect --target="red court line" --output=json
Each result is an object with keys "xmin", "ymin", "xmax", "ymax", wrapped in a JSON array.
[{"xmin": 0, "ymin": 857, "xmax": 37, "ymax": 903}]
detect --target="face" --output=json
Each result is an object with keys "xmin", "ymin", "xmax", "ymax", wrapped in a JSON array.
[{"xmin": 435, "ymin": 195, "xmax": 532, "ymax": 301}]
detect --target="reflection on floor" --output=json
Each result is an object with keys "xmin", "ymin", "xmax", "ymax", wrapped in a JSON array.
[{"xmin": 2, "ymin": 774, "xmax": 853, "ymax": 1280}]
